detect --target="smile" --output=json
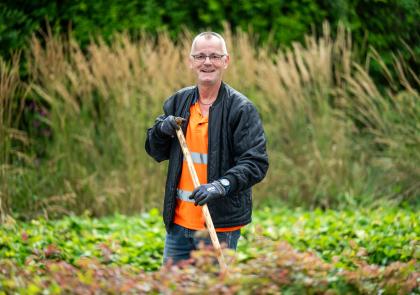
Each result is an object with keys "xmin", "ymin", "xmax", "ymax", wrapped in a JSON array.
[{"xmin": 200, "ymin": 69, "xmax": 215, "ymax": 73}]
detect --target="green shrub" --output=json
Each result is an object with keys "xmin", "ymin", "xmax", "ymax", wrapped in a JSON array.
[
  {"xmin": 1, "ymin": 208, "xmax": 417, "ymax": 270},
  {"xmin": 0, "ymin": 208, "xmax": 418, "ymax": 294},
  {"xmin": 1, "ymin": 242, "xmax": 418, "ymax": 294},
  {"xmin": 1, "ymin": 0, "xmax": 418, "ymax": 65}
]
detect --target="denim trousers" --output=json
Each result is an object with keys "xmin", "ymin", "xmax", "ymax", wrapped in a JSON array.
[{"xmin": 163, "ymin": 223, "xmax": 241, "ymax": 265}]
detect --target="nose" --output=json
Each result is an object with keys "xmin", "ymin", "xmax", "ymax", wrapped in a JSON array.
[{"xmin": 203, "ymin": 56, "xmax": 212, "ymax": 64}]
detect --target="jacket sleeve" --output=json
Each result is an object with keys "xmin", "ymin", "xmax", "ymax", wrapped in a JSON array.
[
  {"xmin": 224, "ymin": 102, "xmax": 269, "ymax": 193},
  {"xmin": 145, "ymin": 97, "xmax": 175, "ymax": 162}
]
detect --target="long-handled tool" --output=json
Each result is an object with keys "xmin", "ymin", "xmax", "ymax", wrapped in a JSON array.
[{"xmin": 175, "ymin": 117, "xmax": 228, "ymax": 273}]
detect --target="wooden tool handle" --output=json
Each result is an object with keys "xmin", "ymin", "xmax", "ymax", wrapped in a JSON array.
[{"xmin": 175, "ymin": 121, "xmax": 227, "ymax": 273}]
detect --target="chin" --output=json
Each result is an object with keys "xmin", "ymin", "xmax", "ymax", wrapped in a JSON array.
[
  {"xmin": 198, "ymin": 78, "xmax": 215, "ymax": 85},
  {"xmin": 198, "ymin": 75, "xmax": 221, "ymax": 84}
]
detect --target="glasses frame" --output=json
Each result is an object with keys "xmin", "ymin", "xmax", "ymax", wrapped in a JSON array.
[{"xmin": 191, "ymin": 54, "xmax": 226, "ymax": 63}]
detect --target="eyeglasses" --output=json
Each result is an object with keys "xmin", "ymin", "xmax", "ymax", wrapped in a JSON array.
[{"xmin": 191, "ymin": 54, "xmax": 226, "ymax": 63}]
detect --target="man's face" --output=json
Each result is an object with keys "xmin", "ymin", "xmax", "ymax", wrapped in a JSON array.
[{"xmin": 189, "ymin": 37, "xmax": 229, "ymax": 86}]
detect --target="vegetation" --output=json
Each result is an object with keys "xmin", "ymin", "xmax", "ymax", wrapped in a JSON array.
[
  {"xmin": 1, "ymin": 1, "xmax": 419, "ymax": 66},
  {"xmin": 1, "ymin": 208, "xmax": 418, "ymax": 294},
  {"xmin": 0, "ymin": 56, "xmax": 27, "ymax": 221},
  {"xmin": 1, "ymin": 2, "xmax": 418, "ymax": 292},
  {"xmin": 0, "ymin": 25, "xmax": 419, "ymax": 218}
]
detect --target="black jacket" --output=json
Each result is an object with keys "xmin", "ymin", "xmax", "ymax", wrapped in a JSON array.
[{"xmin": 145, "ymin": 82, "xmax": 269, "ymax": 231}]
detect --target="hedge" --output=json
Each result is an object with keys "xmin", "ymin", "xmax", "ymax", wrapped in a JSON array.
[{"xmin": 1, "ymin": 0, "xmax": 419, "ymax": 65}]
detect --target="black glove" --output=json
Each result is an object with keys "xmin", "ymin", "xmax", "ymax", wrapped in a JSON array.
[
  {"xmin": 189, "ymin": 180, "xmax": 227, "ymax": 206},
  {"xmin": 159, "ymin": 115, "xmax": 183, "ymax": 137}
]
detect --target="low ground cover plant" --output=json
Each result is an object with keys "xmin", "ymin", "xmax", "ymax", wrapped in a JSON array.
[
  {"xmin": 1, "ymin": 241, "xmax": 418, "ymax": 294},
  {"xmin": 0, "ymin": 208, "xmax": 418, "ymax": 293}
]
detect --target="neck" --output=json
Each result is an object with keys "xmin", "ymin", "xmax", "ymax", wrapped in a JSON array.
[{"xmin": 198, "ymin": 81, "xmax": 222, "ymax": 103}]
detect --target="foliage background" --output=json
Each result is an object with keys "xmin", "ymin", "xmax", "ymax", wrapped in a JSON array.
[
  {"xmin": 1, "ymin": 0, "xmax": 419, "ymax": 64},
  {"xmin": 0, "ymin": 1, "xmax": 419, "ymax": 219},
  {"xmin": 0, "ymin": 2, "xmax": 419, "ymax": 293}
]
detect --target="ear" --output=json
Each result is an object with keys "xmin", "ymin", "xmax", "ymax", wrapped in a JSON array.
[{"xmin": 223, "ymin": 55, "xmax": 230, "ymax": 69}]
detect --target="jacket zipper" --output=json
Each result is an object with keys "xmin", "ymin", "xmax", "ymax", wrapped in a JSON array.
[{"xmin": 207, "ymin": 105, "xmax": 212, "ymax": 183}]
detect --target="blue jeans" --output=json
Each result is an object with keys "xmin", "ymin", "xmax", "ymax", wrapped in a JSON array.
[{"xmin": 163, "ymin": 224, "xmax": 241, "ymax": 265}]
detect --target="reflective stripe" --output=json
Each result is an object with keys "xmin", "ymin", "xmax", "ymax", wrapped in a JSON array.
[
  {"xmin": 189, "ymin": 152, "xmax": 207, "ymax": 165},
  {"xmin": 177, "ymin": 189, "xmax": 194, "ymax": 203}
]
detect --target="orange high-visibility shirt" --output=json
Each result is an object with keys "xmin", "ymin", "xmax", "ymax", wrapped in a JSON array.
[{"xmin": 173, "ymin": 102, "xmax": 242, "ymax": 232}]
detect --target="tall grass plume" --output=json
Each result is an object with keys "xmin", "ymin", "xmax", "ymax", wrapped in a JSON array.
[{"xmin": 2, "ymin": 24, "xmax": 418, "ymax": 217}]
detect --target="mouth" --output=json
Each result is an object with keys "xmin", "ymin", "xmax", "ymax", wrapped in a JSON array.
[{"xmin": 200, "ymin": 68, "xmax": 215, "ymax": 73}]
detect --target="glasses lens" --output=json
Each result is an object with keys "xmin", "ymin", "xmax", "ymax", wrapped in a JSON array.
[
  {"xmin": 197, "ymin": 55, "xmax": 206, "ymax": 62},
  {"xmin": 210, "ymin": 55, "xmax": 222, "ymax": 62},
  {"xmin": 192, "ymin": 54, "xmax": 224, "ymax": 63}
]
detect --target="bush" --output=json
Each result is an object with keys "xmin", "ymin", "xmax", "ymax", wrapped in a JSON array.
[
  {"xmin": 1, "ymin": 209, "xmax": 419, "ymax": 295},
  {"xmin": 0, "ymin": 223, "xmax": 420, "ymax": 294},
  {"xmin": 1, "ymin": 208, "xmax": 418, "ymax": 271},
  {"xmin": 1, "ymin": 243, "xmax": 418, "ymax": 294},
  {"xmin": 1, "ymin": 0, "xmax": 418, "ymax": 66}
]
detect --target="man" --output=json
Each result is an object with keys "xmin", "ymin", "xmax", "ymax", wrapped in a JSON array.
[{"xmin": 145, "ymin": 32, "xmax": 268, "ymax": 265}]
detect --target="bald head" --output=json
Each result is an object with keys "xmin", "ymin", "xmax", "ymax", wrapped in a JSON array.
[{"xmin": 190, "ymin": 32, "xmax": 228, "ymax": 55}]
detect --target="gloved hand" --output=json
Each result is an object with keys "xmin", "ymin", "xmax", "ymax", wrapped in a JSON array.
[
  {"xmin": 189, "ymin": 180, "xmax": 227, "ymax": 206},
  {"xmin": 159, "ymin": 115, "xmax": 184, "ymax": 137}
]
